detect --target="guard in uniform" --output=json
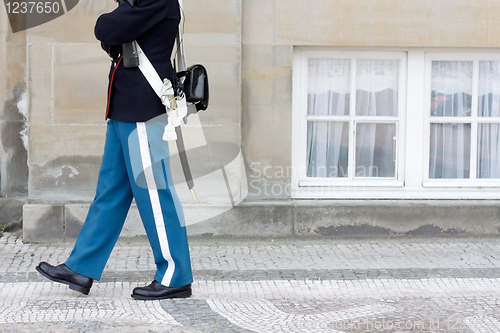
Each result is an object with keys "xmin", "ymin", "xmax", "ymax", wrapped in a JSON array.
[{"xmin": 36, "ymin": 0, "xmax": 193, "ymax": 300}]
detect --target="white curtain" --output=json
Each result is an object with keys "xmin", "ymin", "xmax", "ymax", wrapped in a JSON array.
[
  {"xmin": 307, "ymin": 59, "xmax": 350, "ymax": 177},
  {"xmin": 429, "ymin": 61, "xmax": 472, "ymax": 179},
  {"xmin": 477, "ymin": 124, "xmax": 500, "ymax": 178},
  {"xmin": 306, "ymin": 59, "xmax": 399, "ymax": 178},
  {"xmin": 430, "ymin": 61, "xmax": 473, "ymax": 117},
  {"xmin": 477, "ymin": 61, "xmax": 500, "ymax": 178},
  {"xmin": 307, "ymin": 121, "xmax": 349, "ymax": 177},
  {"xmin": 355, "ymin": 60, "xmax": 398, "ymax": 177},
  {"xmin": 429, "ymin": 123, "xmax": 471, "ymax": 179}
]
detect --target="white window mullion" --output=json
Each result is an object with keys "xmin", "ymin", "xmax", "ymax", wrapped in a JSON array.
[
  {"xmin": 394, "ymin": 121, "xmax": 399, "ymax": 178},
  {"xmin": 348, "ymin": 58, "xmax": 357, "ymax": 180},
  {"xmin": 350, "ymin": 120, "xmax": 357, "ymax": 179},
  {"xmin": 293, "ymin": 50, "xmax": 308, "ymax": 184},
  {"xmin": 353, "ymin": 116, "xmax": 401, "ymax": 122},
  {"xmin": 299, "ymin": 52, "xmax": 309, "ymax": 182},
  {"xmin": 470, "ymin": 60, "xmax": 480, "ymax": 180},
  {"xmin": 396, "ymin": 53, "xmax": 408, "ymax": 184},
  {"xmin": 423, "ymin": 54, "xmax": 433, "ymax": 182},
  {"xmin": 475, "ymin": 117, "xmax": 500, "ymax": 123},
  {"xmin": 404, "ymin": 51, "xmax": 426, "ymax": 187},
  {"xmin": 306, "ymin": 115, "xmax": 351, "ymax": 122},
  {"xmin": 428, "ymin": 117, "xmax": 474, "ymax": 123}
]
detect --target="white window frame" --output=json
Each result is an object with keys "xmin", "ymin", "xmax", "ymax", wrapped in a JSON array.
[
  {"xmin": 423, "ymin": 53, "xmax": 500, "ymax": 187},
  {"xmin": 292, "ymin": 47, "xmax": 500, "ymax": 199},
  {"xmin": 293, "ymin": 50, "xmax": 407, "ymax": 189}
]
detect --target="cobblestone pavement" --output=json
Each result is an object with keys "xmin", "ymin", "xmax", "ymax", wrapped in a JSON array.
[{"xmin": 1, "ymin": 233, "xmax": 500, "ymax": 333}]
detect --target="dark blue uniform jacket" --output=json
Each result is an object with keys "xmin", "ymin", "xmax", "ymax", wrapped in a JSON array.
[{"xmin": 95, "ymin": 0, "xmax": 180, "ymax": 122}]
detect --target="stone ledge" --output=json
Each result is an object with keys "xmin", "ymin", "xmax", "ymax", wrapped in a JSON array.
[
  {"xmin": 23, "ymin": 204, "xmax": 63, "ymax": 243},
  {"xmin": 21, "ymin": 200, "xmax": 500, "ymax": 243},
  {"xmin": 292, "ymin": 201, "xmax": 500, "ymax": 237},
  {"xmin": 0, "ymin": 197, "xmax": 25, "ymax": 227}
]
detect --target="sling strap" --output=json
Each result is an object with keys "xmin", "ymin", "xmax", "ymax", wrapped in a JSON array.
[{"xmin": 135, "ymin": 42, "xmax": 187, "ymax": 141}]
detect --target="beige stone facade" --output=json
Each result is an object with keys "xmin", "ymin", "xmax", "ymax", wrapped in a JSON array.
[
  {"xmin": 2, "ymin": 0, "xmax": 500, "ymax": 241},
  {"xmin": 243, "ymin": 0, "xmax": 500, "ymax": 186}
]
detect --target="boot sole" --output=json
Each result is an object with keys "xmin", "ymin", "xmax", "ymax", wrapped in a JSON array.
[
  {"xmin": 131, "ymin": 289, "xmax": 192, "ymax": 300},
  {"xmin": 35, "ymin": 265, "xmax": 90, "ymax": 295}
]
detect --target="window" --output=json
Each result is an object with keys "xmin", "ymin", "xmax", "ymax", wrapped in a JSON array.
[
  {"xmin": 294, "ymin": 51, "xmax": 406, "ymax": 188},
  {"xmin": 425, "ymin": 55, "xmax": 500, "ymax": 185},
  {"xmin": 292, "ymin": 48, "xmax": 500, "ymax": 199}
]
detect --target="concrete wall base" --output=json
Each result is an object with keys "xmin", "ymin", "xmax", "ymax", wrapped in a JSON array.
[
  {"xmin": 22, "ymin": 200, "xmax": 500, "ymax": 243},
  {"xmin": 0, "ymin": 197, "xmax": 25, "ymax": 227}
]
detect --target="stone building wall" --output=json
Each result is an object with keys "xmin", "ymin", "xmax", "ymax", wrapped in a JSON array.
[
  {"xmin": 242, "ymin": 0, "xmax": 500, "ymax": 197},
  {"xmin": 0, "ymin": 6, "xmax": 28, "ymax": 196},
  {"xmin": 11, "ymin": 0, "xmax": 243, "ymax": 241}
]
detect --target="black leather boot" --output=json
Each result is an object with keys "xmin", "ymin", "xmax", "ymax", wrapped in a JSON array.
[
  {"xmin": 132, "ymin": 280, "xmax": 192, "ymax": 300},
  {"xmin": 36, "ymin": 262, "xmax": 93, "ymax": 295}
]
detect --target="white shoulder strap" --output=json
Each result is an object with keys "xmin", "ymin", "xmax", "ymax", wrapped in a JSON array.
[
  {"xmin": 135, "ymin": 43, "xmax": 164, "ymax": 99},
  {"xmin": 135, "ymin": 42, "xmax": 188, "ymax": 141}
]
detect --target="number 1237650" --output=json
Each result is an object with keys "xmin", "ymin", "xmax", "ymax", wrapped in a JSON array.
[{"xmin": 5, "ymin": 2, "xmax": 61, "ymax": 14}]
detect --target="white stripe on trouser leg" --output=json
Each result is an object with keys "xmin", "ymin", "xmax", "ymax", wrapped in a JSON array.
[{"xmin": 137, "ymin": 122, "xmax": 175, "ymax": 286}]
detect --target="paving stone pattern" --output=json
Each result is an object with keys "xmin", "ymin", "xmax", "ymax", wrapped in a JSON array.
[{"xmin": 1, "ymin": 234, "xmax": 500, "ymax": 332}]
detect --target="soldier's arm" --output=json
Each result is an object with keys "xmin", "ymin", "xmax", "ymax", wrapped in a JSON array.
[{"xmin": 94, "ymin": 0, "xmax": 180, "ymax": 45}]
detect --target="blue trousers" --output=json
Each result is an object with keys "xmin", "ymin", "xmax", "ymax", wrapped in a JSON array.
[{"xmin": 65, "ymin": 120, "xmax": 193, "ymax": 287}]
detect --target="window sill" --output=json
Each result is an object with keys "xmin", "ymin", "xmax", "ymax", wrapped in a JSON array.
[
  {"xmin": 298, "ymin": 179, "xmax": 404, "ymax": 187},
  {"xmin": 422, "ymin": 180, "xmax": 500, "ymax": 188}
]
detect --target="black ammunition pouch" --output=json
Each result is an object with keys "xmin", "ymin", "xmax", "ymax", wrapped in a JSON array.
[
  {"xmin": 122, "ymin": 41, "xmax": 140, "ymax": 68},
  {"xmin": 176, "ymin": 64, "xmax": 209, "ymax": 111}
]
